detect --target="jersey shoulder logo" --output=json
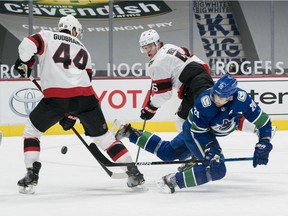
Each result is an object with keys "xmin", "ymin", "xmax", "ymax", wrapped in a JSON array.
[
  {"xmin": 237, "ymin": 91, "xmax": 247, "ymax": 102},
  {"xmin": 201, "ymin": 95, "xmax": 211, "ymax": 107},
  {"xmin": 167, "ymin": 48, "xmax": 176, "ymax": 55}
]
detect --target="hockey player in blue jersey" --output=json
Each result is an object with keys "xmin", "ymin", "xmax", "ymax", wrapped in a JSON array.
[{"xmin": 115, "ymin": 74, "xmax": 274, "ymax": 193}]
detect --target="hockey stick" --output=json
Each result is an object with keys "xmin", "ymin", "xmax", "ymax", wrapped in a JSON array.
[
  {"xmin": 89, "ymin": 142, "xmax": 253, "ymax": 167},
  {"xmin": 135, "ymin": 81, "xmax": 153, "ymax": 162},
  {"xmin": 29, "ymin": 76, "xmax": 41, "ymax": 91},
  {"xmin": 135, "ymin": 119, "xmax": 146, "ymax": 162},
  {"xmin": 71, "ymin": 127, "xmax": 127, "ymax": 179},
  {"xmin": 29, "ymin": 76, "xmax": 127, "ymax": 179}
]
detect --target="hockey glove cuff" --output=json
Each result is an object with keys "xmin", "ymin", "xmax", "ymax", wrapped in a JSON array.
[{"xmin": 203, "ymin": 141, "xmax": 222, "ymax": 167}]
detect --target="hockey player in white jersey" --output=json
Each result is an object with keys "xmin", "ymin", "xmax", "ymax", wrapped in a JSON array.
[
  {"xmin": 115, "ymin": 74, "xmax": 274, "ymax": 193},
  {"xmin": 139, "ymin": 29, "xmax": 214, "ymax": 131},
  {"xmin": 14, "ymin": 15, "xmax": 144, "ymax": 194}
]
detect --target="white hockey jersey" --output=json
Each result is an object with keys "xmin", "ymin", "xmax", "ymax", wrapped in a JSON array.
[
  {"xmin": 147, "ymin": 44, "xmax": 209, "ymax": 108},
  {"xmin": 18, "ymin": 30, "xmax": 94, "ymax": 98}
]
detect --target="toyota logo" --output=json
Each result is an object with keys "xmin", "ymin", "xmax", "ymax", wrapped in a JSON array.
[{"xmin": 9, "ymin": 88, "xmax": 43, "ymax": 117}]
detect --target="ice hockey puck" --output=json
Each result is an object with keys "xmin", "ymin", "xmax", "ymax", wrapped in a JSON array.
[{"xmin": 61, "ymin": 146, "xmax": 68, "ymax": 154}]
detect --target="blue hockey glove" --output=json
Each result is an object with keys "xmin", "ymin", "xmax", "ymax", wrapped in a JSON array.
[
  {"xmin": 253, "ymin": 138, "xmax": 273, "ymax": 168},
  {"xmin": 140, "ymin": 101, "xmax": 158, "ymax": 120},
  {"xmin": 203, "ymin": 141, "xmax": 222, "ymax": 167},
  {"xmin": 59, "ymin": 114, "xmax": 77, "ymax": 131}
]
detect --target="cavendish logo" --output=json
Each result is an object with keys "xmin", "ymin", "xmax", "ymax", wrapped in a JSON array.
[
  {"xmin": 9, "ymin": 88, "xmax": 43, "ymax": 117},
  {"xmin": 0, "ymin": 0, "xmax": 172, "ymax": 19},
  {"xmin": 36, "ymin": 0, "xmax": 108, "ymax": 6}
]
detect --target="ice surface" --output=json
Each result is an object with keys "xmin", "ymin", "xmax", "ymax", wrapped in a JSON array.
[{"xmin": 0, "ymin": 131, "xmax": 287, "ymax": 216}]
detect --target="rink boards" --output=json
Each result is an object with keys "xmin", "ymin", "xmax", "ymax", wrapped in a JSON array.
[{"xmin": 0, "ymin": 76, "xmax": 287, "ymax": 136}]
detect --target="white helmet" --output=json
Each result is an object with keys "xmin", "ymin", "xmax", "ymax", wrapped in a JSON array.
[
  {"xmin": 58, "ymin": 15, "xmax": 83, "ymax": 38},
  {"xmin": 139, "ymin": 29, "xmax": 160, "ymax": 53}
]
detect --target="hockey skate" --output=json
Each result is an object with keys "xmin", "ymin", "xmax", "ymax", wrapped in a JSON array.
[
  {"xmin": 115, "ymin": 123, "xmax": 142, "ymax": 140},
  {"xmin": 126, "ymin": 165, "xmax": 146, "ymax": 191},
  {"xmin": 177, "ymin": 156, "xmax": 198, "ymax": 172},
  {"xmin": 18, "ymin": 161, "xmax": 41, "ymax": 194},
  {"xmin": 156, "ymin": 173, "xmax": 177, "ymax": 194}
]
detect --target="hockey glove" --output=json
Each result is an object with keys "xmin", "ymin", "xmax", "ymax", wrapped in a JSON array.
[
  {"xmin": 140, "ymin": 101, "xmax": 158, "ymax": 120},
  {"xmin": 203, "ymin": 141, "xmax": 222, "ymax": 168},
  {"xmin": 14, "ymin": 57, "xmax": 35, "ymax": 78},
  {"xmin": 253, "ymin": 138, "xmax": 273, "ymax": 168},
  {"xmin": 59, "ymin": 114, "xmax": 77, "ymax": 131}
]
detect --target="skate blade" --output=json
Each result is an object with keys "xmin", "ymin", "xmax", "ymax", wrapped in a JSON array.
[
  {"xmin": 155, "ymin": 179, "xmax": 173, "ymax": 194},
  {"xmin": 18, "ymin": 185, "xmax": 36, "ymax": 194},
  {"xmin": 130, "ymin": 184, "xmax": 149, "ymax": 192}
]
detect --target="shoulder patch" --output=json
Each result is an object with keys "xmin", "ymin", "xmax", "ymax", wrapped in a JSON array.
[
  {"xmin": 237, "ymin": 91, "xmax": 247, "ymax": 102},
  {"xmin": 167, "ymin": 48, "xmax": 176, "ymax": 55},
  {"xmin": 201, "ymin": 95, "xmax": 211, "ymax": 107},
  {"xmin": 148, "ymin": 60, "xmax": 154, "ymax": 67}
]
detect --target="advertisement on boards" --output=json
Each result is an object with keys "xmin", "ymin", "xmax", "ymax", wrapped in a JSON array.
[
  {"xmin": 1, "ymin": 77, "xmax": 288, "ymax": 128},
  {"xmin": 0, "ymin": 0, "xmax": 194, "ymax": 78}
]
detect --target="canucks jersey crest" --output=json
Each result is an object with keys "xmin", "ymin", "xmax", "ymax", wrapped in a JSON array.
[{"xmin": 211, "ymin": 117, "xmax": 237, "ymax": 135}]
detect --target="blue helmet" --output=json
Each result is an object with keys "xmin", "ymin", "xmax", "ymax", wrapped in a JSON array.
[{"xmin": 211, "ymin": 74, "xmax": 238, "ymax": 98}]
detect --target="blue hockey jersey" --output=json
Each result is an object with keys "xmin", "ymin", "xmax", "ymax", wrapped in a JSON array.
[{"xmin": 187, "ymin": 87, "xmax": 272, "ymax": 148}]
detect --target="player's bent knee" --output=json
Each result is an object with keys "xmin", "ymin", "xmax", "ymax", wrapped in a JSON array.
[{"xmin": 210, "ymin": 162, "xmax": 227, "ymax": 181}]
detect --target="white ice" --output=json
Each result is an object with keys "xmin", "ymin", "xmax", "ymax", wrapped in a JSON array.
[{"xmin": 0, "ymin": 131, "xmax": 287, "ymax": 216}]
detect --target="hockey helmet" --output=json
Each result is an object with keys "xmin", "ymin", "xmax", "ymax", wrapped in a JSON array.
[
  {"xmin": 211, "ymin": 74, "xmax": 238, "ymax": 98},
  {"xmin": 139, "ymin": 29, "xmax": 160, "ymax": 53},
  {"xmin": 58, "ymin": 15, "xmax": 83, "ymax": 38}
]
